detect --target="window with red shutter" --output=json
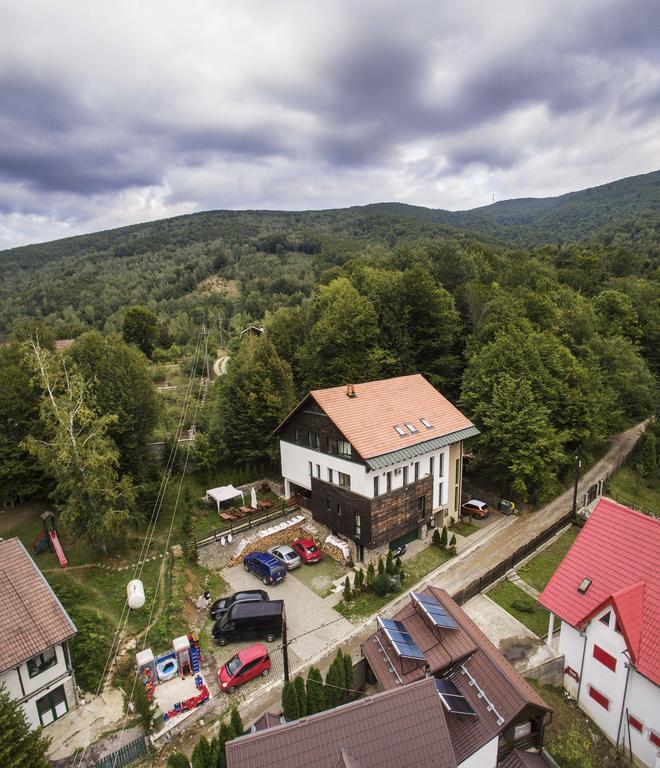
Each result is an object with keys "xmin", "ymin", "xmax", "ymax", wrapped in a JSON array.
[
  {"xmin": 564, "ymin": 666, "xmax": 579, "ymax": 682},
  {"xmin": 588, "ymin": 686, "xmax": 610, "ymax": 710},
  {"xmin": 628, "ymin": 714, "xmax": 643, "ymax": 733},
  {"xmin": 650, "ymin": 731, "xmax": 660, "ymax": 748},
  {"xmin": 593, "ymin": 644, "xmax": 617, "ymax": 672}
]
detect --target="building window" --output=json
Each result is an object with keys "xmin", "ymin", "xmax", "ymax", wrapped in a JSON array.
[
  {"xmin": 614, "ymin": 619, "xmax": 622, "ymax": 634},
  {"xmin": 338, "ymin": 440, "xmax": 352, "ymax": 457},
  {"xmin": 593, "ymin": 644, "xmax": 617, "ymax": 672},
  {"xmin": 418, "ymin": 496, "xmax": 426, "ymax": 515},
  {"xmin": 386, "ymin": 472, "xmax": 392, "ymax": 492},
  {"xmin": 394, "ymin": 425, "xmax": 407, "ymax": 436},
  {"xmin": 354, "ymin": 513, "xmax": 361, "ymax": 538},
  {"xmin": 438, "ymin": 482, "xmax": 443, "ymax": 505},
  {"xmin": 429, "ymin": 456, "xmax": 434, "ymax": 476},
  {"xmin": 453, "ymin": 486, "xmax": 459, "ymax": 513},
  {"xmin": 308, "ymin": 461, "xmax": 313, "ymax": 476},
  {"xmin": 564, "ymin": 666, "xmax": 579, "ymax": 682},
  {"xmin": 420, "ymin": 417, "xmax": 432, "ymax": 429},
  {"xmin": 337, "ymin": 472, "xmax": 351, "ymax": 489},
  {"xmin": 316, "ymin": 464, "xmax": 321, "ymax": 478},
  {"xmin": 438, "ymin": 453, "xmax": 444, "ymax": 477},
  {"xmin": 405, "ymin": 422, "xmax": 418, "ymax": 433},
  {"xmin": 27, "ymin": 648, "xmax": 57, "ymax": 678},
  {"xmin": 326, "ymin": 498, "xmax": 331, "ymax": 514},
  {"xmin": 414, "ymin": 462, "xmax": 420, "ymax": 481},
  {"xmin": 599, "ymin": 611, "xmax": 611, "ymax": 626},
  {"xmin": 588, "ymin": 685, "xmax": 610, "ymax": 710},
  {"xmin": 328, "ymin": 468, "xmax": 333, "ymax": 483},
  {"xmin": 628, "ymin": 714, "xmax": 643, "ymax": 733},
  {"xmin": 649, "ymin": 731, "xmax": 660, "ymax": 748},
  {"xmin": 310, "ymin": 432, "xmax": 320, "ymax": 450},
  {"xmin": 336, "ymin": 503, "xmax": 343, "ymax": 516},
  {"xmin": 36, "ymin": 685, "xmax": 67, "ymax": 726},
  {"xmin": 295, "ymin": 428, "xmax": 301, "ymax": 443},
  {"xmin": 373, "ymin": 476, "xmax": 379, "ymax": 497},
  {"xmin": 402, "ymin": 466, "xmax": 408, "ymax": 485}
]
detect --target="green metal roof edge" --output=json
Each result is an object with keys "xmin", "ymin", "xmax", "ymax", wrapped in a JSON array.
[{"xmin": 366, "ymin": 426, "xmax": 480, "ymax": 470}]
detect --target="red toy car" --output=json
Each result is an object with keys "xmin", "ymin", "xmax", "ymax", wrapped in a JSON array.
[
  {"xmin": 291, "ymin": 537, "xmax": 322, "ymax": 564},
  {"xmin": 218, "ymin": 643, "xmax": 271, "ymax": 693}
]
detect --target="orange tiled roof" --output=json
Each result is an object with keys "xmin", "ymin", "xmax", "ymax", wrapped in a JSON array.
[
  {"xmin": 310, "ymin": 374, "xmax": 475, "ymax": 460},
  {"xmin": 0, "ymin": 538, "xmax": 76, "ymax": 673}
]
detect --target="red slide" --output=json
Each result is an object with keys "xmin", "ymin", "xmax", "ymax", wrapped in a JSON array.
[{"xmin": 48, "ymin": 530, "xmax": 68, "ymax": 568}]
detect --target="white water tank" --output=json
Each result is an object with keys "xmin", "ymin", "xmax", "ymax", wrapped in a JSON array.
[{"xmin": 127, "ymin": 579, "xmax": 146, "ymax": 609}]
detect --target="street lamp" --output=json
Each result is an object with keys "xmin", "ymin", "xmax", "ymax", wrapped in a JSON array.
[{"xmin": 572, "ymin": 452, "xmax": 582, "ymax": 517}]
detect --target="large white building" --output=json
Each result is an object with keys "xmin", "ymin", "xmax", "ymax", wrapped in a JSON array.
[
  {"xmin": 275, "ymin": 374, "xmax": 478, "ymax": 562},
  {"xmin": 540, "ymin": 499, "xmax": 660, "ymax": 768},
  {"xmin": 0, "ymin": 537, "xmax": 78, "ymax": 729}
]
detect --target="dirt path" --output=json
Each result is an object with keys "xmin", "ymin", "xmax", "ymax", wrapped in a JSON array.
[{"xmin": 213, "ymin": 353, "xmax": 229, "ymax": 377}]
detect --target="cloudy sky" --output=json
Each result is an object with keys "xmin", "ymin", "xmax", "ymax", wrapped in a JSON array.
[{"xmin": 1, "ymin": 0, "xmax": 659, "ymax": 249}]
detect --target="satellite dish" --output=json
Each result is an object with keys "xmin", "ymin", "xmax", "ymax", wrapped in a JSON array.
[
  {"xmin": 227, "ymin": 533, "xmax": 233, "ymax": 543},
  {"xmin": 220, "ymin": 536, "xmax": 226, "ymax": 546}
]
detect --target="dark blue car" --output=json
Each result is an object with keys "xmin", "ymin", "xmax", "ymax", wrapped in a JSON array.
[{"xmin": 243, "ymin": 552, "xmax": 287, "ymax": 585}]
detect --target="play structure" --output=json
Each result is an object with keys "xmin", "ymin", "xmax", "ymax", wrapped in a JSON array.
[
  {"xmin": 32, "ymin": 511, "xmax": 68, "ymax": 567},
  {"xmin": 136, "ymin": 633, "xmax": 207, "ymax": 727}
]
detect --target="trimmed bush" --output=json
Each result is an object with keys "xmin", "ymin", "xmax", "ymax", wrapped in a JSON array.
[
  {"xmin": 440, "ymin": 526, "xmax": 448, "ymax": 547},
  {"xmin": 343, "ymin": 577, "xmax": 353, "ymax": 602},
  {"xmin": 432, "ymin": 527, "xmax": 442, "ymax": 546}
]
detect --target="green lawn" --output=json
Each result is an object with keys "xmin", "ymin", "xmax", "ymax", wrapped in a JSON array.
[
  {"xmin": 517, "ymin": 526, "xmax": 579, "ymax": 592},
  {"xmin": 450, "ymin": 520, "xmax": 479, "ymax": 537},
  {"xmin": 607, "ymin": 465, "xmax": 659, "ymax": 516},
  {"xmin": 336, "ymin": 545, "xmax": 454, "ymax": 621},
  {"xmin": 291, "ymin": 557, "xmax": 349, "ymax": 597},
  {"xmin": 487, "ymin": 581, "xmax": 551, "ymax": 636},
  {"xmin": 529, "ymin": 680, "xmax": 630, "ymax": 768}
]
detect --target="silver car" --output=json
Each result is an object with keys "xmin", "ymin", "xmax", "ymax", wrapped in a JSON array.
[{"xmin": 268, "ymin": 544, "xmax": 302, "ymax": 570}]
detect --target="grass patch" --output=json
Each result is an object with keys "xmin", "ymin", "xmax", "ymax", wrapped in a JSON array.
[
  {"xmin": 607, "ymin": 465, "xmax": 659, "ymax": 516},
  {"xmin": 336, "ymin": 545, "xmax": 454, "ymax": 621},
  {"xmin": 517, "ymin": 526, "xmax": 579, "ymax": 592},
  {"xmin": 450, "ymin": 520, "xmax": 479, "ymax": 537},
  {"xmin": 528, "ymin": 680, "xmax": 629, "ymax": 768},
  {"xmin": 291, "ymin": 558, "xmax": 349, "ymax": 597},
  {"xmin": 487, "ymin": 581, "xmax": 550, "ymax": 636}
]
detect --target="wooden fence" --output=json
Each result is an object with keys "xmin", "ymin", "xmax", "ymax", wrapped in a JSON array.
[
  {"xmin": 94, "ymin": 735, "xmax": 147, "ymax": 768},
  {"xmin": 193, "ymin": 502, "xmax": 301, "ymax": 550}
]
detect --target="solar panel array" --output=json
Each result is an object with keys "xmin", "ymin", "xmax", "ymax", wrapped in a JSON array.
[
  {"xmin": 411, "ymin": 591, "xmax": 460, "ymax": 630},
  {"xmin": 435, "ymin": 678, "xmax": 476, "ymax": 716},
  {"xmin": 377, "ymin": 617, "xmax": 426, "ymax": 661}
]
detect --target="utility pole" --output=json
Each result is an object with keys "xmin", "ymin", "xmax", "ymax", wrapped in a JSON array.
[
  {"xmin": 282, "ymin": 616, "xmax": 290, "ymax": 683},
  {"xmin": 572, "ymin": 452, "xmax": 582, "ymax": 517}
]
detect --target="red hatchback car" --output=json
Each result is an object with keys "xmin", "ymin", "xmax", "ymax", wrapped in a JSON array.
[
  {"xmin": 292, "ymin": 537, "xmax": 322, "ymax": 564},
  {"xmin": 218, "ymin": 643, "xmax": 271, "ymax": 693}
]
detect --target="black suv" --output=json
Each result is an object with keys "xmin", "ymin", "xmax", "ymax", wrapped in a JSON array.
[{"xmin": 209, "ymin": 589, "xmax": 269, "ymax": 621}]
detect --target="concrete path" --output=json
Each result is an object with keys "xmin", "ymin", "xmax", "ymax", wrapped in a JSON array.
[{"xmin": 213, "ymin": 355, "xmax": 229, "ymax": 378}]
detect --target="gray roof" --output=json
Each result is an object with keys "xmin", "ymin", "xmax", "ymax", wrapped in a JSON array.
[{"xmin": 366, "ymin": 426, "xmax": 480, "ymax": 470}]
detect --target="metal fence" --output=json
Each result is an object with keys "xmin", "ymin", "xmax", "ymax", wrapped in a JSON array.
[
  {"xmin": 452, "ymin": 508, "xmax": 576, "ymax": 606},
  {"xmin": 193, "ymin": 502, "xmax": 301, "ymax": 550},
  {"xmin": 95, "ymin": 735, "xmax": 147, "ymax": 768}
]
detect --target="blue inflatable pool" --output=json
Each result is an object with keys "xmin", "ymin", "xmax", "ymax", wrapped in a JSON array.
[{"xmin": 157, "ymin": 658, "xmax": 177, "ymax": 681}]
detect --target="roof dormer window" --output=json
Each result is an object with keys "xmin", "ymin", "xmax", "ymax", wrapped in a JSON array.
[{"xmin": 578, "ymin": 578, "xmax": 592, "ymax": 594}]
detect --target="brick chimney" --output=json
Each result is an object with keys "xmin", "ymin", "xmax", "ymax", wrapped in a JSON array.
[{"xmin": 346, "ymin": 383, "xmax": 356, "ymax": 398}]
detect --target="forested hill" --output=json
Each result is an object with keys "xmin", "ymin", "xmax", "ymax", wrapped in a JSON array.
[
  {"xmin": 0, "ymin": 170, "xmax": 658, "ymax": 341},
  {"xmin": 366, "ymin": 169, "xmax": 660, "ymax": 247}
]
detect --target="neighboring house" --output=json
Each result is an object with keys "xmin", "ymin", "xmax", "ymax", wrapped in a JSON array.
[
  {"xmin": 539, "ymin": 498, "xmax": 660, "ymax": 768},
  {"xmin": 54, "ymin": 339, "xmax": 74, "ymax": 351},
  {"xmin": 0, "ymin": 538, "xmax": 78, "ymax": 729},
  {"xmin": 240, "ymin": 325, "xmax": 264, "ymax": 336},
  {"xmin": 361, "ymin": 587, "xmax": 551, "ymax": 767},
  {"xmin": 275, "ymin": 374, "xmax": 479, "ymax": 561}
]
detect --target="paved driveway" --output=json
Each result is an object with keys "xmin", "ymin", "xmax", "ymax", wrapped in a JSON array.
[{"xmin": 216, "ymin": 563, "xmax": 353, "ymax": 679}]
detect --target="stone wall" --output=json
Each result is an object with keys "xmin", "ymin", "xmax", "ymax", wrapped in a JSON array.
[{"xmin": 522, "ymin": 654, "xmax": 565, "ymax": 687}]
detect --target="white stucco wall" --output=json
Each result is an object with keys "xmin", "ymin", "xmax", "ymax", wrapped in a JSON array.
[
  {"xmin": 559, "ymin": 609, "xmax": 660, "ymax": 768},
  {"xmin": 0, "ymin": 644, "xmax": 73, "ymax": 729},
  {"xmin": 280, "ymin": 439, "xmax": 450, "ymax": 508},
  {"xmin": 457, "ymin": 736, "xmax": 499, "ymax": 768}
]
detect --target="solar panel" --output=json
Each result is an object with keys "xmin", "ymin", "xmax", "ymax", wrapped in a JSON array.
[
  {"xmin": 411, "ymin": 592, "xmax": 460, "ymax": 630},
  {"xmin": 435, "ymin": 678, "xmax": 476, "ymax": 716},
  {"xmin": 378, "ymin": 617, "xmax": 426, "ymax": 661}
]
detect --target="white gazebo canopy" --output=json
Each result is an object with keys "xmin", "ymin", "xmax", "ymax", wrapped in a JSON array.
[{"xmin": 206, "ymin": 485, "xmax": 245, "ymax": 511}]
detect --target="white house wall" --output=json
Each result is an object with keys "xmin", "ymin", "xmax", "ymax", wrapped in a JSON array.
[
  {"xmin": 457, "ymin": 736, "xmax": 499, "ymax": 768},
  {"xmin": 559, "ymin": 608, "xmax": 660, "ymax": 768},
  {"xmin": 280, "ymin": 440, "xmax": 450, "ymax": 508}
]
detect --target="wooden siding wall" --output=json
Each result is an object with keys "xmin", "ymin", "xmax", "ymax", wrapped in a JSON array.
[{"xmin": 311, "ymin": 477, "xmax": 372, "ymax": 543}]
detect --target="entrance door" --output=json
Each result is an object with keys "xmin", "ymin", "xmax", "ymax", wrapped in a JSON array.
[{"xmin": 36, "ymin": 684, "xmax": 68, "ymax": 726}]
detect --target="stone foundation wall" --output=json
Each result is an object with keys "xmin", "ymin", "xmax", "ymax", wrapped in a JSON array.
[{"xmin": 522, "ymin": 654, "xmax": 565, "ymax": 687}]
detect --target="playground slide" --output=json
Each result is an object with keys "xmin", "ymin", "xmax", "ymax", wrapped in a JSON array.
[{"xmin": 48, "ymin": 530, "xmax": 68, "ymax": 568}]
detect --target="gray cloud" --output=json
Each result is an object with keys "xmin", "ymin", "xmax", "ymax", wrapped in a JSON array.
[{"xmin": 0, "ymin": 0, "xmax": 658, "ymax": 248}]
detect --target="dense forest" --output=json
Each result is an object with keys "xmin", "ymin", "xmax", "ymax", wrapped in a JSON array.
[{"xmin": 1, "ymin": 170, "xmax": 658, "ymax": 511}]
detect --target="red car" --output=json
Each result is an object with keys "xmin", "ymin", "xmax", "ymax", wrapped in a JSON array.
[
  {"xmin": 292, "ymin": 537, "xmax": 322, "ymax": 564},
  {"xmin": 218, "ymin": 643, "xmax": 271, "ymax": 693}
]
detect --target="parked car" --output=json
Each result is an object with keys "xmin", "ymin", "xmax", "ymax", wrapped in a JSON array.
[
  {"xmin": 212, "ymin": 600, "xmax": 284, "ymax": 646},
  {"xmin": 218, "ymin": 643, "xmax": 271, "ymax": 693},
  {"xmin": 209, "ymin": 590, "xmax": 268, "ymax": 621},
  {"xmin": 243, "ymin": 551, "xmax": 287, "ymax": 585},
  {"xmin": 292, "ymin": 537, "xmax": 322, "ymax": 564},
  {"xmin": 461, "ymin": 499, "xmax": 490, "ymax": 519},
  {"xmin": 268, "ymin": 544, "xmax": 302, "ymax": 570}
]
